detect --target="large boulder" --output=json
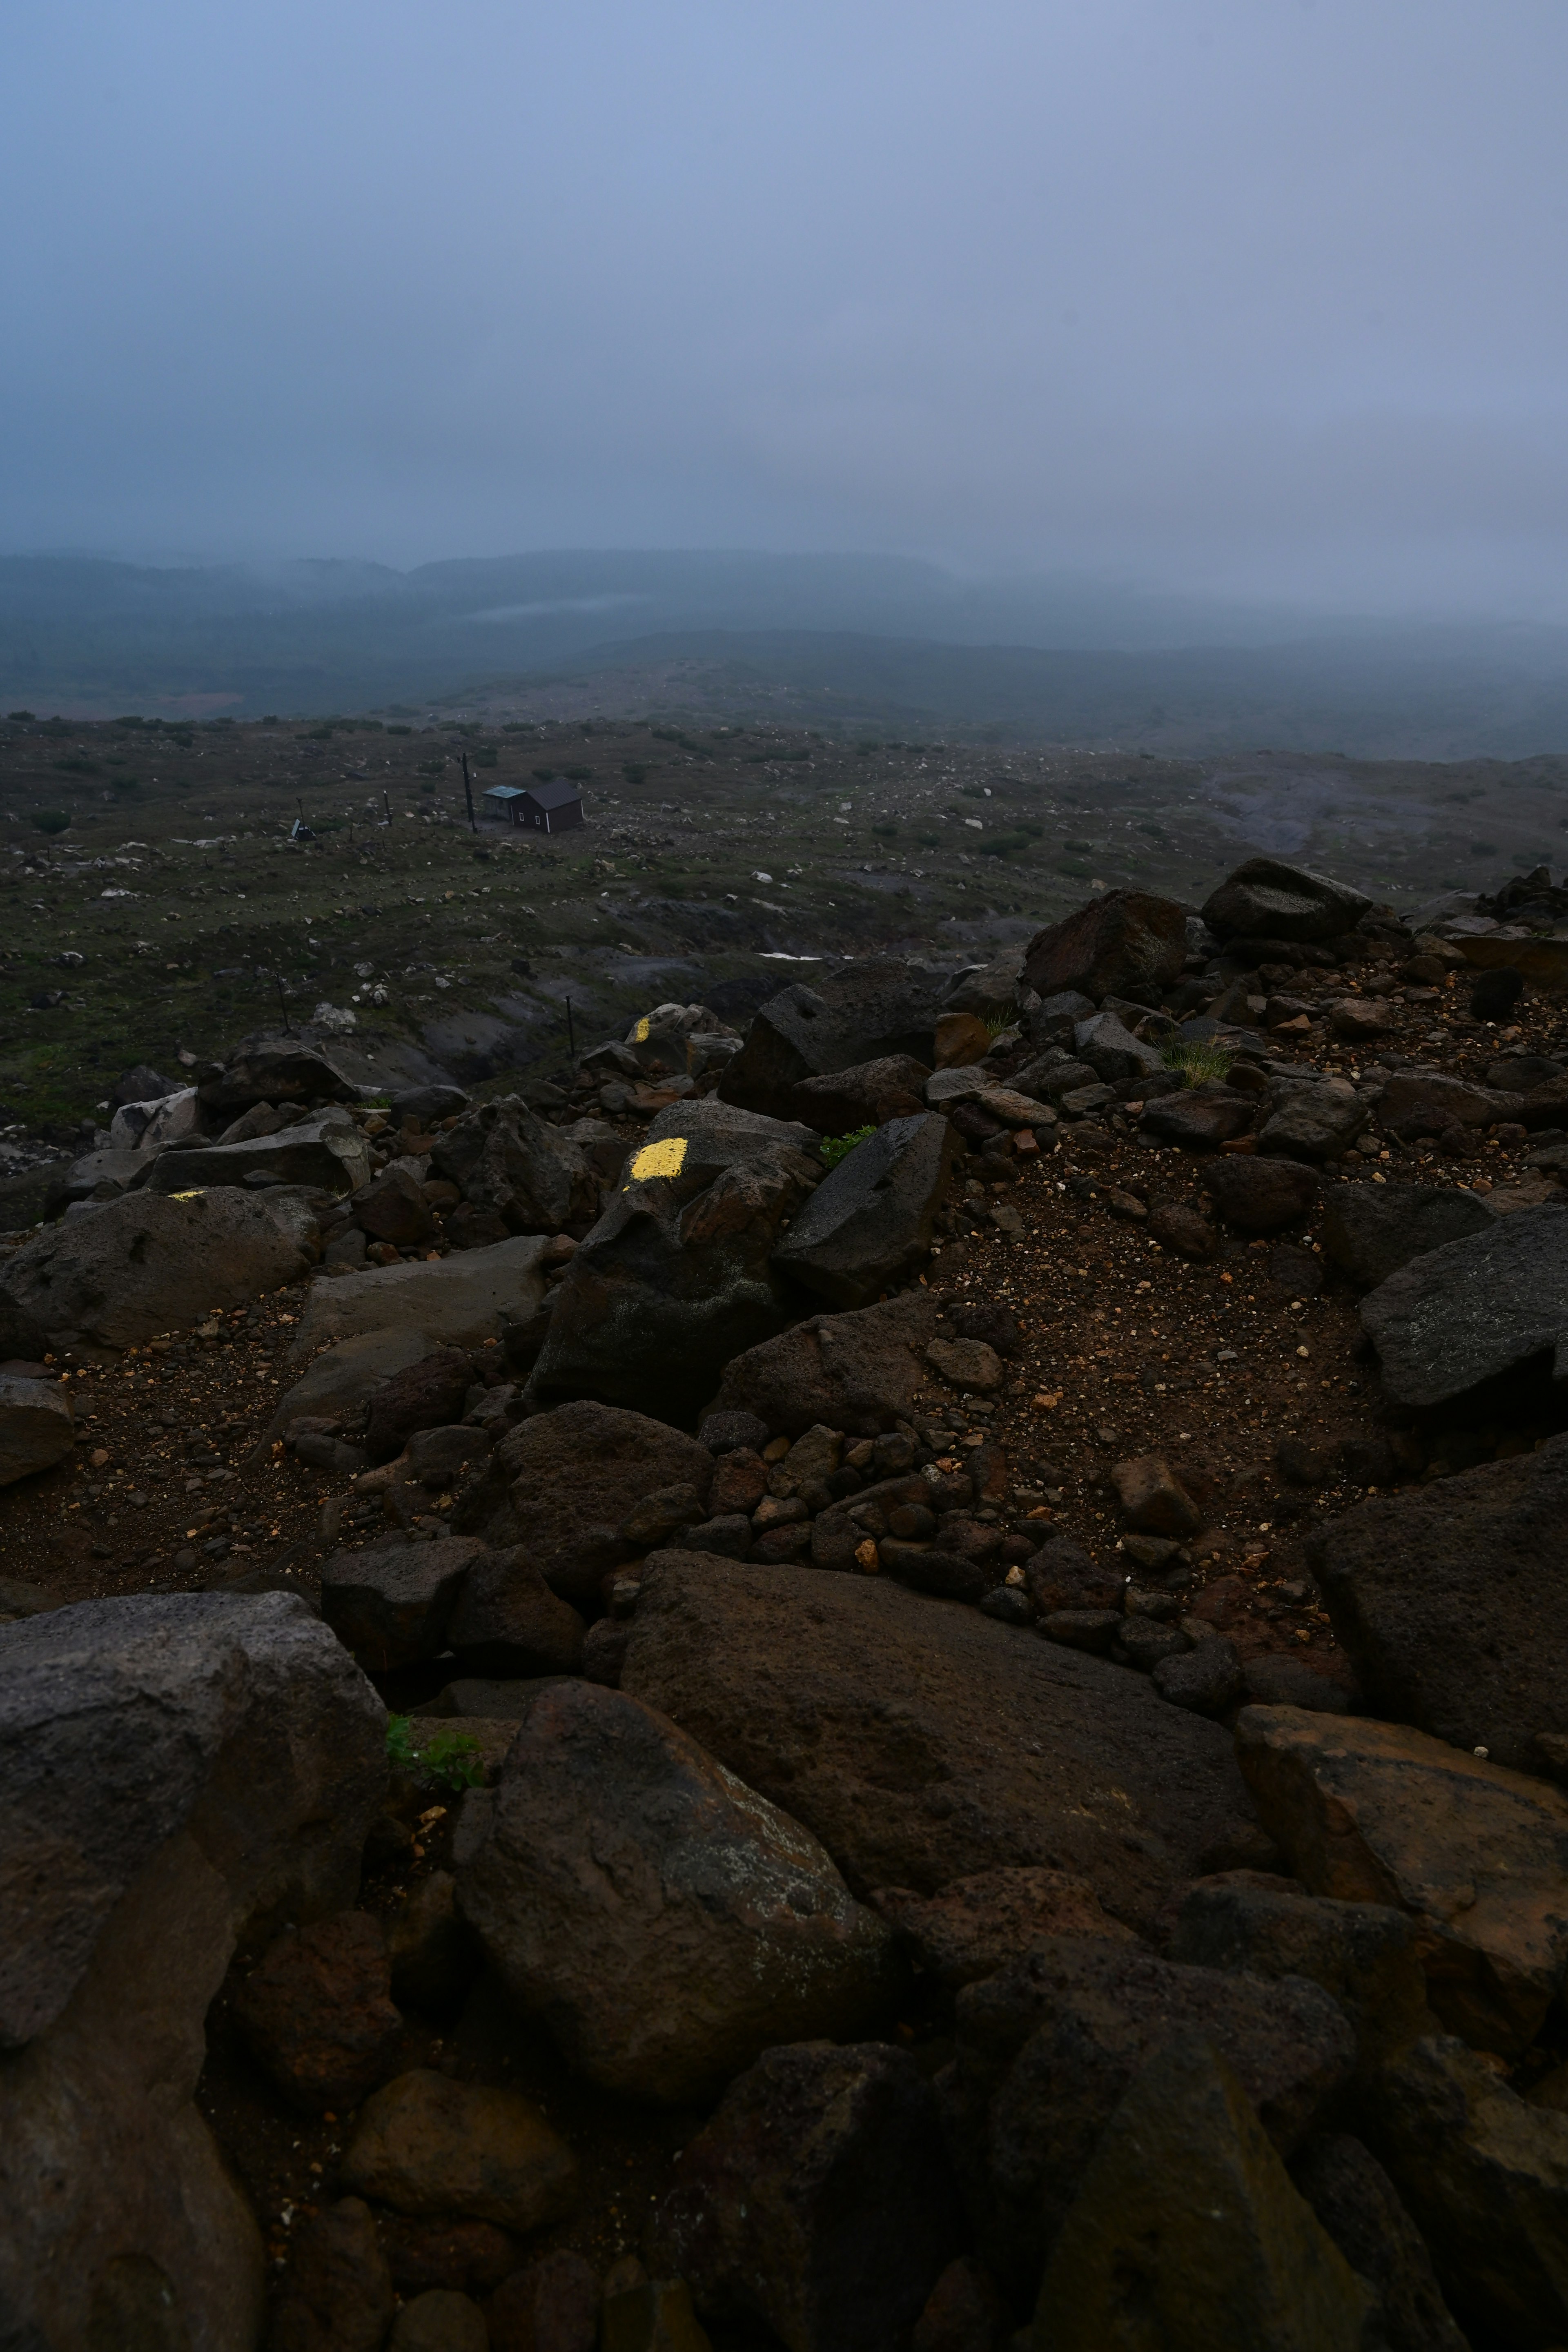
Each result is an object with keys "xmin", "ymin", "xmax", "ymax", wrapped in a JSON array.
[
  {"xmin": 719, "ymin": 962, "xmax": 946, "ymax": 1118},
  {"xmin": 1291, "ymin": 2133, "xmax": 1470, "ymax": 2352},
  {"xmin": 0, "ymin": 1188, "xmax": 310, "ymax": 1355},
  {"xmin": 1139, "ymin": 1086, "xmax": 1258, "ymax": 1151},
  {"xmin": 1377, "ymin": 1071, "xmax": 1525, "ymax": 1138},
  {"xmin": 1361, "ymin": 1203, "xmax": 1568, "ymax": 1409},
  {"xmin": 787, "ymin": 1055, "xmax": 933, "ymax": 1134},
  {"xmin": 1072, "ymin": 1011, "xmax": 1166, "ymax": 1089},
  {"xmin": 1368, "ymin": 2035, "xmax": 1568, "ymax": 2348},
  {"xmin": 771, "ymin": 1113, "xmax": 960, "ymax": 1310},
  {"xmin": 1256, "ymin": 1078, "xmax": 1366, "ymax": 1162},
  {"xmin": 198, "ymin": 1037, "xmax": 358, "ymax": 1114},
  {"xmin": 1202, "ymin": 860, "xmax": 1371, "ymax": 944},
  {"xmin": 320, "ymin": 1537, "xmax": 482, "ymax": 1672},
  {"xmin": 107, "ymin": 1085, "xmax": 203, "ymax": 1155},
  {"xmin": 1021, "ymin": 891, "xmax": 1187, "ymax": 1007},
  {"xmin": 429, "ymin": 1098, "xmax": 601, "ymax": 1237},
  {"xmin": 1030, "ymin": 2040, "xmax": 1379, "ymax": 2351},
  {"xmin": 1201, "ymin": 1156, "xmax": 1318, "ymax": 1234},
  {"xmin": 704, "ymin": 1289, "xmax": 942, "ymax": 1438},
  {"xmin": 263, "ymin": 1327, "xmax": 439, "ymax": 1445},
  {"xmin": 455, "ymin": 1400, "xmax": 713, "ymax": 1605},
  {"xmin": 290, "ymin": 1236, "xmax": 551, "ymax": 1357},
  {"xmin": 1307, "ymin": 1436, "xmax": 1568, "ymax": 1770},
  {"xmin": 1321, "ymin": 1181, "xmax": 1492, "ymax": 1289},
  {"xmin": 455, "ymin": 1682, "xmax": 895, "ymax": 2102},
  {"xmin": 619, "ymin": 1559, "xmax": 1264, "ymax": 1936},
  {"xmin": 1235, "ymin": 1705, "xmax": 1568, "ymax": 2055},
  {"xmin": 942, "ymin": 1937, "xmax": 1355, "ymax": 2296},
  {"xmin": 654, "ymin": 2040, "xmax": 961, "ymax": 2352},
  {"xmin": 147, "ymin": 1114, "xmax": 371, "ymax": 1196},
  {"xmin": 0, "ymin": 1592, "xmax": 387, "ymax": 2348},
  {"xmin": 944, "ymin": 949, "xmax": 1027, "ymax": 1022},
  {"xmin": 524, "ymin": 1104, "xmax": 823, "ymax": 1426},
  {"xmin": 0, "ymin": 1372, "xmax": 74, "ymax": 1485}
]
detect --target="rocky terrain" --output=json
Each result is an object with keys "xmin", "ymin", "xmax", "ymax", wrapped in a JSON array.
[{"xmin": 4, "ymin": 848, "xmax": 1568, "ymax": 2350}]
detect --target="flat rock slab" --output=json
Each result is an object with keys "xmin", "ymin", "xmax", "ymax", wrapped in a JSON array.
[
  {"xmin": 0, "ymin": 1375, "xmax": 74, "ymax": 1486},
  {"xmin": 1308, "ymin": 1434, "xmax": 1568, "ymax": 1770},
  {"xmin": 292, "ymin": 1236, "xmax": 551, "ymax": 1358},
  {"xmin": 320, "ymin": 1537, "xmax": 485, "ymax": 1672},
  {"xmin": 619, "ymin": 1559, "xmax": 1263, "ymax": 1938},
  {"xmin": 773, "ymin": 1112, "xmax": 960, "ymax": 1311},
  {"xmin": 148, "ymin": 1118, "xmax": 370, "ymax": 1197},
  {"xmin": 264, "ymin": 1327, "xmax": 439, "ymax": 1445},
  {"xmin": 1321, "ymin": 1182, "xmax": 1492, "ymax": 1289},
  {"xmin": 706, "ymin": 1290, "xmax": 942, "ymax": 1437},
  {"xmin": 1236, "ymin": 1704, "xmax": 1568, "ymax": 2056},
  {"xmin": 1360, "ymin": 1201, "xmax": 1568, "ymax": 1408}
]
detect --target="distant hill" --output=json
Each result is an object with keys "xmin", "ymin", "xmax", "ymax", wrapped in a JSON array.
[{"xmin": 4, "ymin": 548, "xmax": 1568, "ymax": 756}]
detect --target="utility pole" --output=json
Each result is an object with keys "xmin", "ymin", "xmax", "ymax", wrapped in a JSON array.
[{"xmin": 461, "ymin": 752, "xmax": 478, "ymax": 834}]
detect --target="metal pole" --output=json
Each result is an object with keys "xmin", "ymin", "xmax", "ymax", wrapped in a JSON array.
[
  {"xmin": 275, "ymin": 975, "xmax": 292, "ymax": 1035},
  {"xmin": 461, "ymin": 752, "xmax": 477, "ymax": 834},
  {"xmin": 566, "ymin": 997, "xmax": 576, "ymax": 1063},
  {"xmin": 383, "ymin": 791, "xmax": 391, "ymax": 826}
]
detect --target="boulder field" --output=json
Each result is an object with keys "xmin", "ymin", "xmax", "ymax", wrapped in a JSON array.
[{"xmin": 3, "ymin": 874, "xmax": 1568, "ymax": 2350}]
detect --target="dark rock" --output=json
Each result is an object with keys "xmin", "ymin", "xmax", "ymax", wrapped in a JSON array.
[
  {"xmin": 198, "ymin": 1037, "xmax": 356, "ymax": 1114},
  {"xmin": 457, "ymin": 1401, "xmax": 713, "ymax": 1605},
  {"xmin": 445, "ymin": 1548, "xmax": 586, "ymax": 1677},
  {"xmin": 320, "ymin": 1537, "xmax": 481, "ymax": 1672},
  {"xmin": 1236, "ymin": 1704, "xmax": 1568, "ymax": 2056},
  {"xmin": 390, "ymin": 2289, "xmax": 488, "ymax": 2350},
  {"xmin": 406, "ymin": 1422, "xmax": 492, "ymax": 1490},
  {"xmin": 1022, "ymin": 1535, "xmax": 1122, "ymax": 1617},
  {"xmin": 1170, "ymin": 1873, "xmax": 1433, "ymax": 2076},
  {"xmin": 1378, "ymin": 1071, "xmax": 1524, "ymax": 1138},
  {"xmin": 365, "ymin": 1348, "xmax": 475, "ymax": 1463},
  {"xmin": 1307, "ymin": 1434, "xmax": 1568, "ymax": 1770},
  {"xmin": 1360, "ymin": 1202, "xmax": 1568, "ymax": 1408},
  {"xmin": 1276, "ymin": 1437, "xmax": 1336, "ymax": 1486},
  {"xmin": 392, "ymin": 1084, "xmax": 470, "ymax": 1126},
  {"xmin": 1040, "ymin": 1608, "xmax": 1122, "ymax": 1654},
  {"xmin": 356, "ymin": 1163, "xmax": 438, "ymax": 1247},
  {"xmin": 944, "ymin": 1300, "xmax": 1020, "ymax": 1354},
  {"xmin": 448, "ymin": 1203, "xmax": 511, "ymax": 1250},
  {"xmin": 0, "ymin": 1592, "xmax": 385, "ymax": 2346},
  {"xmin": 654, "ymin": 2040, "xmax": 961, "ymax": 2352},
  {"xmin": 618, "ymin": 1481, "xmax": 708, "ymax": 1547},
  {"xmin": 1370, "ymin": 2035, "xmax": 1568, "ymax": 2347},
  {"xmin": 788, "ymin": 1055, "xmax": 934, "ymax": 1133},
  {"xmin": 386, "ymin": 2218, "xmax": 519, "ymax": 2300},
  {"xmin": 581, "ymin": 1619, "xmax": 630, "ymax": 1687},
  {"xmin": 707, "ymin": 1289, "xmax": 941, "ymax": 1438},
  {"xmin": 1030, "ymin": 2038, "xmax": 1378, "ymax": 2349},
  {"xmin": 232, "ymin": 1910, "xmax": 403, "ymax": 2113},
  {"xmin": 601, "ymin": 2277, "xmax": 711, "ymax": 2352},
  {"xmin": 1292, "ymin": 2134, "xmax": 1470, "ymax": 2352},
  {"xmin": 620, "ymin": 1559, "xmax": 1264, "ymax": 1936},
  {"xmin": 1111, "ymin": 1455, "xmax": 1200, "ymax": 1536},
  {"xmin": 773, "ymin": 1112, "xmax": 960, "ymax": 1309},
  {"xmin": 486, "ymin": 2250, "xmax": 600, "ymax": 2352},
  {"xmin": 911, "ymin": 2259, "xmax": 1003, "ymax": 2352},
  {"xmin": 388, "ymin": 1872, "xmax": 483, "ymax": 2017},
  {"xmin": 1321, "ymin": 1182, "xmax": 1492, "ymax": 1288},
  {"xmin": 942, "ymin": 1936, "xmax": 1356, "ymax": 2295},
  {"xmin": 111, "ymin": 1061, "xmax": 176, "ymax": 1109},
  {"xmin": 719, "ymin": 961, "xmax": 945, "ymax": 1119},
  {"xmin": 1243, "ymin": 1654, "xmax": 1353, "ymax": 1711},
  {"xmin": 1147, "ymin": 1200, "xmax": 1220, "ymax": 1258},
  {"xmin": 341, "ymin": 2069, "xmax": 578, "ymax": 2233},
  {"xmin": 1118, "ymin": 1617, "xmax": 1192, "ymax": 1671},
  {"xmin": 0, "ymin": 1373, "xmax": 74, "ymax": 1487},
  {"xmin": 429, "ymin": 1097, "xmax": 600, "ymax": 1236},
  {"xmin": 699, "ymin": 1409, "xmax": 770, "ymax": 1456},
  {"xmin": 1339, "ymin": 1435, "xmax": 1397, "ymax": 1488},
  {"xmin": 879, "ymin": 1540, "xmax": 992, "ymax": 1603},
  {"xmin": 1486, "ymin": 1054, "xmax": 1564, "ymax": 1092},
  {"xmin": 871, "ymin": 1867, "xmax": 1135, "ymax": 1989},
  {"xmin": 526, "ymin": 1109, "xmax": 822, "ymax": 1425},
  {"xmin": 1140, "ymin": 1088, "xmax": 1258, "ymax": 1150},
  {"xmin": 1025, "ymin": 990, "xmax": 1096, "ymax": 1046},
  {"xmin": 454, "ymin": 1681, "xmax": 893, "ymax": 2102},
  {"xmin": 1470, "ymin": 965, "xmax": 1525, "ymax": 1020},
  {"xmin": 1203, "ymin": 859, "xmax": 1372, "ymax": 944},
  {"xmin": 1258, "ymin": 1078, "xmax": 1366, "ymax": 1162},
  {"xmin": 270, "ymin": 2196, "xmax": 394, "ymax": 2352},
  {"xmin": 1202, "ymin": 1156, "xmax": 1319, "ymax": 1234},
  {"xmin": 1154, "ymin": 1635, "xmax": 1241, "ymax": 1715},
  {"xmin": 147, "ymin": 1115, "xmax": 371, "ymax": 1197},
  {"xmin": 677, "ymin": 1514, "xmax": 753, "ymax": 1559},
  {"xmin": 1022, "ymin": 891, "xmax": 1187, "ymax": 1007}
]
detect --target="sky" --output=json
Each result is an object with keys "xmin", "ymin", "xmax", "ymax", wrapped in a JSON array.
[{"xmin": 4, "ymin": 0, "xmax": 1568, "ymax": 615}]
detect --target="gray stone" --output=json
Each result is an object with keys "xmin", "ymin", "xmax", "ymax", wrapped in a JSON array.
[
  {"xmin": 1291, "ymin": 2134, "xmax": 1470, "ymax": 2352},
  {"xmin": 770, "ymin": 1112, "xmax": 960, "ymax": 1310},
  {"xmin": 706, "ymin": 1288, "xmax": 942, "ymax": 1438},
  {"xmin": 0, "ymin": 1373, "xmax": 74, "ymax": 1486},
  {"xmin": 108, "ymin": 1085, "xmax": 203, "ymax": 1154},
  {"xmin": 1203, "ymin": 859, "xmax": 1372, "ymax": 944},
  {"xmin": 620, "ymin": 1559, "xmax": 1264, "ymax": 1938},
  {"xmin": 320, "ymin": 1537, "xmax": 482, "ymax": 1672},
  {"xmin": 1378, "ymin": 1071, "xmax": 1524, "ymax": 1137},
  {"xmin": 1029, "ymin": 2039, "xmax": 1379, "ymax": 2350},
  {"xmin": 290, "ymin": 1235, "xmax": 551, "ymax": 1357},
  {"xmin": 719, "ymin": 961, "xmax": 945, "ymax": 1118},
  {"xmin": 1153, "ymin": 1635, "xmax": 1242, "ymax": 1716},
  {"xmin": 944, "ymin": 950, "xmax": 1027, "ymax": 1021},
  {"xmin": 392, "ymin": 1083, "xmax": 470, "ymax": 1125},
  {"xmin": 147, "ymin": 1115, "xmax": 371, "ymax": 1196},
  {"xmin": 0, "ymin": 1592, "xmax": 385, "ymax": 2347},
  {"xmin": 198, "ymin": 1038, "xmax": 356, "ymax": 1114},
  {"xmin": 1321, "ymin": 1182, "xmax": 1492, "ymax": 1289},
  {"xmin": 1072, "ymin": 1012, "xmax": 1166, "ymax": 1089},
  {"xmin": 0, "ymin": 1188, "xmax": 311, "ymax": 1355},
  {"xmin": 445, "ymin": 1547, "xmax": 586, "ymax": 1676},
  {"xmin": 455, "ymin": 1681, "xmax": 895, "ymax": 2103},
  {"xmin": 428, "ymin": 1096, "xmax": 601, "ymax": 1235},
  {"xmin": 1308, "ymin": 1432, "xmax": 1568, "ymax": 1769},
  {"xmin": 1361, "ymin": 1202, "xmax": 1568, "ymax": 1408},
  {"xmin": 789, "ymin": 1056, "xmax": 933, "ymax": 1134},
  {"xmin": 1026, "ymin": 991, "xmax": 1097, "ymax": 1046},
  {"xmin": 1022, "ymin": 893, "xmax": 1187, "ymax": 1007},
  {"xmin": 1258, "ymin": 1078, "xmax": 1365, "ymax": 1161}
]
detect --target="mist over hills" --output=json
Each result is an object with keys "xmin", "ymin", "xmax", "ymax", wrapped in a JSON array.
[{"xmin": 5, "ymin": 546, "xmax": 1568, "ymax": 757}]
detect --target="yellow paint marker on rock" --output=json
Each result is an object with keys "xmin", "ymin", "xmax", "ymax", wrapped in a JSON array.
[
  {"xmin": 633, "ymin": 1016, "xmax": 651, "ymax": 1042},
  {"xmin": 627, "ymin": 1136, "xmax": 687, "ymax": 1185}
]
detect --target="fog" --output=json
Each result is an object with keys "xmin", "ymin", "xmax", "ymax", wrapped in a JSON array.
[{"xmin": 4, "ymin": 0, "xmax": 1568, "ymax": 619}]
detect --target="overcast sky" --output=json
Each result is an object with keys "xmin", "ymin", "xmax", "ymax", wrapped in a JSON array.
[{"xmin": 4, "ymin": 0, "xmax": 1567, "ymax": 614}]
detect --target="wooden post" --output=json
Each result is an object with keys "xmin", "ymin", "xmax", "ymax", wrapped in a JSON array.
[{"xmin": 461, "ymin": 753, "xmax": 478, "ymax": 834}]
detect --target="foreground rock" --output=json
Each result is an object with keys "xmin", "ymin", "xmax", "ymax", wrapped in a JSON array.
[
  {"xmin": 0, "ymin": 1372, "xmax": 74, "ymax": 1484},
  {"xmin": 788, "ymin": 1054, "xmax": 933, "ymax": 1133},
  {"xmin": 1291, "ymin": 2134, "xmax": 1470, "ymax": 2352},
  {"xmin": 655, "ymin": 2041, "xmax": 960, "ymax": 2352},
  {"xmin": 1236, "ymin": 1704, "xmax": 1568, "ymax": 2054},
  {"xmin": 1031, "ymin": 2040, "xmax": 1378, "ymax": 2350},
  {"xmin": 456, "ymin": 1682, "xmax": 894, "ymax": 2102},
  {"xmin": 0, "ymin": 1591, "xmax": 386, "ymax": 2347},
  {"xmin": 1360, "ymin": 1201, "xmax": 1568, "ymax": 1408},
  {"xmin": 944, "ymin": 1936, "xmax": 1354, "ymax": 2296},
  {"xmin": 291, "ymin": 1234, "xmax": 552, "ymax": 1356},
  {"xmin": 772, "ymin": 1112, "xmax": 961, "ymax": 1308},
  {"xmin": 1321, "ymin": 1181, "xmax": 1492, "ymax": 1289},
  {"xmin": 147, "ymin": 1112, "xmax": 371, "ymax": 1196},
  {"xmin": 1202, "ymin": 857, "xmax": 1371, "ymax": 942},
  {"xmin": 620, "ymin": 1560, "xmax": 1264, "ymax": 1934},
  {"xmin": 719, "ymin": 962, "xmax": 944, "ymax": 1118},
  {"xmin": 429, "ymin": 1096, "xmax": 602, "ymax": 1236},
  {"xmin": 1309, "ymin": 1436, "xmax": 1568, "ymax": 1769},
  {"xmin": 704, "ymin": 1289, "xmax": 942, "ymax": 1437},
  {"xmin": 1021, "ymin": 890, "xmax": 1186, "ymax": 1007},
  {"xmin": 0, "ymin": 1188, "xmax": 310, "ymax": 1355}
]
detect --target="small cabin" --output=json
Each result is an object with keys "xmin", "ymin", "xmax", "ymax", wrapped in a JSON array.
[{"xmin": 486, "ymin": 777, "xmax": 584, "ymax": 834}]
